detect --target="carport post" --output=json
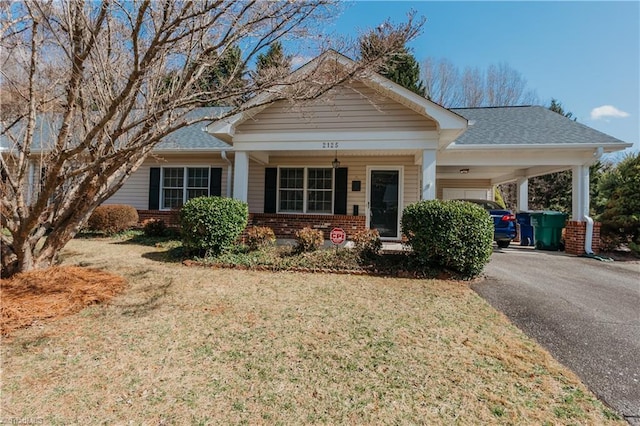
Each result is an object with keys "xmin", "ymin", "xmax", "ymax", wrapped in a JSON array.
[
  {"xmin": 517, "ymin": 177, "xmax": 528, "ymax": 211},
  {"xmin": 421, "ymin": 149, "xmax": 436, "ymax": 200},
  {"xmin": 571, "ymin": 165, "xmax": 589, "ymax": 220}
]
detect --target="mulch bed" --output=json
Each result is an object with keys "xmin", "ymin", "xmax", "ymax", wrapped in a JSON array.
[{"xmin": 1, "ymin": 266, "xmax": 126, "ymax": 336}]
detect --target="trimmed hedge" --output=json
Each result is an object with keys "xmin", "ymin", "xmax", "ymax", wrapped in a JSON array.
[
  {"xmin": 352, "ymin": 229, "xmax": 382, "ymax": 259},
  {"xmin": 245, "ymin": 226, "xmax": 276, "ymax": 251},
  {"xmin": 88, "ymin": 204, "xmax": 139, "ymax": 235},
  {"xmin": 180, "ymin": 197, "xmax": 248, "ymax": 256},
  {"xmin": 401, "ymin": 200, "xmax": 493, "ymax": 277},
  {"xmin": 294, "ymin": 227, "xmax": 324, "ymax": 252},
  {"xmin": 142, "ymin": 219, "xmax": 168, "ymax": 237}
]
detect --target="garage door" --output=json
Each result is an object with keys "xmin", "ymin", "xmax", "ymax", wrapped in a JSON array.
[{"xmin": 442, "ymin": 188, "xmax": 491, "ymax": 200}]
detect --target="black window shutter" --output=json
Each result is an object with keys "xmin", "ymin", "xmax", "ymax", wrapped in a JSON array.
[
  {"xmin": 148, "ymin": 167, "xmax": 161, "ymax": 210},
  {"xmin": 334, "ymin": 167, "xmax": 348, "ymax": 215},
  {"xmin": 209, "ymin": 167, "xmax": 222, "ymax": 196},
  {"xmin": 264, "ymin": 168, "xmax": 278, "ymax": 213}
]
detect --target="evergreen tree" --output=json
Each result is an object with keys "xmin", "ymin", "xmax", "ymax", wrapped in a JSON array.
[
  {"xmin": 359, "ymin": 32, "xmax": 425, "ymax": 96},
  {"xmin": 198, "ymin": 45, "xmax": 249, "ymax": 106},
  {"xmin": 255, "ymin": 41, "xmax": 291, "ymax": 81},
  {"xmin": 549, "ymin": 98, "xmax": 576, "ymax": 121},
  {"xmin": 597, "ymin": 153, "xmax": 640, "ymax": 254}
]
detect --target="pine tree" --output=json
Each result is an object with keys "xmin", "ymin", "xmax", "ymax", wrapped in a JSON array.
[
  {"xmin": 359, "ymin": 32, "xmax": 425, "ymax": 96},
  {"xmin": 255, "ymin": 41, "xmax": 291, "ymax": 81}
]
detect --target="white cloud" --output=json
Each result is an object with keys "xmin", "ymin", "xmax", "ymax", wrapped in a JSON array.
[{"xmin": 590, "ymin": 105, "xmax": 630, "ymax": 120}]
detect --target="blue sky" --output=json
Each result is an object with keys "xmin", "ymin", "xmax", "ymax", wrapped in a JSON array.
[{"xmin": 324, "ymin": 1, "xmax": 639, "ymax": 153}]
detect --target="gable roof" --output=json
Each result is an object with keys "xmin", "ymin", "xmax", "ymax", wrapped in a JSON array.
[
  {"xmin": 450, "ymin": 106, "xmax": 631, "ymax": 151},
  {"xmin": 207, "ymin": 50, "xmax": 467, "ymax": 145}
]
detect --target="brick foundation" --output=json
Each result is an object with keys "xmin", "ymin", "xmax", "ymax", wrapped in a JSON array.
[
  {"xmin": 249, "ymin": 213, "xmax": 366, "ymax": 239},
  {"xmin": 138, "ymin": 210, "xmax": 369, "ymax": 240},
  {"xmin": 564, "ymin": 220, "xmax": 601, "ymax": 255},
  {"xmin": 137, "ymin": 210, "xmax": 180, "ymax": 227}
]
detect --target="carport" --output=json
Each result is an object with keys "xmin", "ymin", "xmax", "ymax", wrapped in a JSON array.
[{"xmin": 440, "ymin": 106, "xmax": 631, "ymax": 254}]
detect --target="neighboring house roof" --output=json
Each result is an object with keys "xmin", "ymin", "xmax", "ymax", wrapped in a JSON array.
[
  {"xmin": 0, "ymin": 107, "xmax": 230, "ymax": 153},
  {"xmin": 450, "ymin": 106, "xmax": 630, "ymax": 151},
  {"xmin": 154, "ymin": 107, "xmax": 231, "ymax": 152}
]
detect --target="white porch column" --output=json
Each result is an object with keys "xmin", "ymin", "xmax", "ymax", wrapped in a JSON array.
[
  {"xmin": 421, "ymin": 149, "xmax": 437, "ymax": 200},
  {"xmin": 233, "ymin": 151, "xmax": 249, "ymax": 202},
  {"xmin": 571, "ymin": 165, "xmax": 590, "ymax": 220},
  {"xmin": 516, "ymin": 177, "xmax": 528, "ymax": 211}
]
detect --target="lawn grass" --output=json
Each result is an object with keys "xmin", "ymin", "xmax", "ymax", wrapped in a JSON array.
[{"xmin": 1, "ymin": 238, "xmax": 622, "ymax": 424}]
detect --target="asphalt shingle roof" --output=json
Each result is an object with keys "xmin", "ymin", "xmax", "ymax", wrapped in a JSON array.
[
  {"xmin": 450, "ymin": 105, "xmax": 627, "ymax": 146},
  {"xmin": 155, "ymin": 107, "xmax": 230, "ymax": 151},
  {"xmin": 0, "ymin": 107, "xmax": 231, "ymax": 152}
]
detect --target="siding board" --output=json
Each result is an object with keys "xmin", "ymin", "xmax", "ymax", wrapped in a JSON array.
[{"xmin": 237, "ymin": 82, "xmax": 436, "ymax": 134}]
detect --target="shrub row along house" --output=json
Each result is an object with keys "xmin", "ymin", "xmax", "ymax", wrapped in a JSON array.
[{"xmin": 7, "ymin": 52, "xmax": 632, "ymax": 254}]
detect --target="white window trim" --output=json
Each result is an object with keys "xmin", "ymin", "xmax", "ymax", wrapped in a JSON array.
[
  {"xmin": 276, "ymin": 166, "xmax": 334, "ymax": 215},
  {"xmin": 160, "ymin": 166, "xmax": 211, "ymax": 210}
]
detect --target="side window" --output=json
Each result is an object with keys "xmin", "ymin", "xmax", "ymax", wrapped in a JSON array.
[
  {"xmin": 162, "ymin": 167, "xmax": 210, "ymax": 209},
  {"xmin": 277, "ymin": 167, "xmax": 333, "ymax": 213},
  {"xmin": 162, "ymin": 168, "xmax": 184, "ymax": 209},
  {"xmin": 307, "ymin": 168, "xmax": 332, "ymax": 213},
  {"xmin": 279, "ymin": 168, "xmax": 304, "ymax": 212}
]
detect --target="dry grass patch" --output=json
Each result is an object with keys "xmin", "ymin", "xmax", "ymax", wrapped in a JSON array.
[
  {"xmin": 0, "ymin": 238, "xmax": 623, "ymax": 424},
  {"xmin": 1, "ymin": 266, "xmax": 126, "ymax": 336}
]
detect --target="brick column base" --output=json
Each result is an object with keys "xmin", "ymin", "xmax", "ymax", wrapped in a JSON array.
[{"xmin": 565, "ymin": 220, "xmax": 601, "ymax": 255}]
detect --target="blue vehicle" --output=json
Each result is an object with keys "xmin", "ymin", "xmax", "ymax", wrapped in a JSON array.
[{"xmin": 457, "ymin": 199, "xmax": 517, "ymax": 248}]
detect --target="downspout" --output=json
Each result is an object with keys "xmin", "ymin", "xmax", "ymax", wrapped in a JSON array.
[
  {"xmin": 221, "ymin": 151, "xmax": 233, "ymax": 198},
  {"xmin": 583, "ymin": 146, "xmax": 604, "ymax": 255}
]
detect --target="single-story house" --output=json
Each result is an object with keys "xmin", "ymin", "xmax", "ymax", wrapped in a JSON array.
[
  {"xmin": 105, "ymin": 51, "xmax": 631, "ymax": 254},
  {"xmin": 3, "ymin": 51, "xmax": 630, "ymax": 254}
]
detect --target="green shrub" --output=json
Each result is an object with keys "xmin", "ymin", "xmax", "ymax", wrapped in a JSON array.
[
  {"xmin": 246, "ymin": 226, "xmax": 276, "ymax": 251},
  {"xmin": 294, "ymin": 227, "xmax": 324, "ymax": 252},
  {"xmin": 401, "ymin": 200, "xmax": 493, "ymax": 277},
  {"xmin": 88, "ymin": 204, "xmax": 139, "ymax": 235},
  {"xmin": 597, "ymin": 152, "xmax": 640, "ymax": 255},
  {"xmin": 142, "ymin": 219, "xmax": 167, "ymax": 237},
  {"xmin": 179, "ymin": 196, "xmax": 248, "ymax": 256},
  {"xmin": 352, "ymin": 229, "xmax": 382, "ymax": 259}
]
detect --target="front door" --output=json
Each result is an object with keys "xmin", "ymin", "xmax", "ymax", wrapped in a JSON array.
[{"xmin": 369, "ymin": 169, "xmax": 400, "ymax": 238}]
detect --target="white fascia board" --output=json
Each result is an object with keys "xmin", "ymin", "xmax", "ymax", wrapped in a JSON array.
[
  {"xmin": 489, "ymin": 166, "xmax": 574, "ymax": 185},
  {"xmin": 234, "ymin": 139, "xmax": 439, "ymax": 152},
  {"xmin": 232, "ymin": 130, "xmax": 438, "ymax": 144},
  {"xmin": 364, "ymin": 74, "xmax": 467, "ymax": 131},
  {"xmin": 438, "ymin": 149, "xmax": 595, "ymax": 167},
  {"xmin": 151, "ymin": 148, "xmax": 227, "ymax": 155},
  {"xmin": 447, "ymin": 142, "xmax": 632, "ymax": 152}
]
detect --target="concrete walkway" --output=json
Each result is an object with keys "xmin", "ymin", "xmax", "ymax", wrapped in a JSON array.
[{"xmin": 473, "ymin": 246, "xmax": 640, "ymax": 424}]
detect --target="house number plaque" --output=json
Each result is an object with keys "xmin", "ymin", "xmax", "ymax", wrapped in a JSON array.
[{"xmin": 322, "ymin": 142, "xmax": 339, "ymax": 149}]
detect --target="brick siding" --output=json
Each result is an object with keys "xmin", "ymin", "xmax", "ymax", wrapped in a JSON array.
[
  {"xmin": 137, "ymin": 210, "xmax": 180, "ymax": 227},
  {"xmin": 564, "ymin": 220, "xmax": 601, "ymax": 255},
  {"xmin": 137, "ymin": 210, "xmax": 368, "ymax": 240},
  {"xmin": 248, "ymin": 213, "xmax": 366, "ymax": 240}
]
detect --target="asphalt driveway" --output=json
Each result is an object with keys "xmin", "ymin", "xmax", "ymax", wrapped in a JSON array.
[{"xmin": 473, "ymin": 246, "xmax": 640, "ymax": 424}]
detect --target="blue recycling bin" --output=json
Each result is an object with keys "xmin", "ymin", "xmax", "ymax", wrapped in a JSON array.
[{"xmin": 516, "ymin": 212, "xmax": 535, "ymax": 246}]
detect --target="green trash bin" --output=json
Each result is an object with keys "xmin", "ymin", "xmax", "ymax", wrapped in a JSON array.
[{"xmin": 530, "ymin": 211, "xmax": 568, "ymax": 251}]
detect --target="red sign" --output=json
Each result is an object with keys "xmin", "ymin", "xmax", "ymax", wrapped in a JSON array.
[{"xmin": 330, "ymin": 227, "xmax": 346, "ymax": 245}]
